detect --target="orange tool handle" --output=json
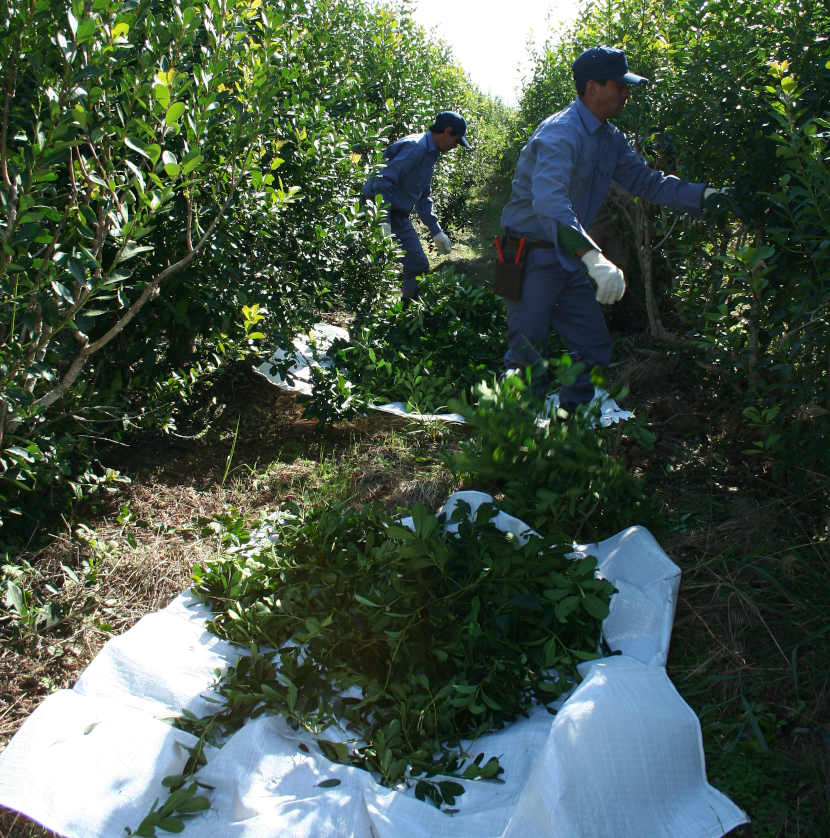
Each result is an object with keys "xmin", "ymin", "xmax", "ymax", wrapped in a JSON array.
[
  {"xmin": 514, "ymin": 237, "xmax": 526, "ymax": 264},
  {"xmin": 493, "ymin": 235, "xmax": 505, "ymax": 262}
]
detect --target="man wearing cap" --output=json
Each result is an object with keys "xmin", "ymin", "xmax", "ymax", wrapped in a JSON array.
[
  {"xmin": 500, "ymin": 46, "xmax": 722, "ymax": 415},
  {"xmin": 362, "ymin": 111, "xmax": 470, "ymax": 303}
]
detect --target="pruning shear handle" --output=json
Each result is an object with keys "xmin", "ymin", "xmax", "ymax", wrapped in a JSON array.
[
  {"xmin": 493, "ymin": 235, "xmax": 505, "ymax": 263},
  {"xmin": 514, "ymin": 237, "xmax": 526, "ymax": 264}
]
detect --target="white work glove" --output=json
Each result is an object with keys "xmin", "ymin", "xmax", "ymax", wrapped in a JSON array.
[
  {"xmin": 380, "ymin": 221, "xmax": 392, "ymax": 237},
  {"xmin": 581, "ymin": 249, "xmax": 626, "ymax": 305},
  {"xmin": 702, "ymin": 186, "xmax": 735, "ymax": 215},
  {"xmin": 432, "ymin": 231, "xmax": 452, "ymax": 255}
]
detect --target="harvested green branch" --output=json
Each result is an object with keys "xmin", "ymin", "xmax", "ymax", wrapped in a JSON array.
[{"xmin": 189, "ymin": 500, "xmax": 615, "ymax": 808}]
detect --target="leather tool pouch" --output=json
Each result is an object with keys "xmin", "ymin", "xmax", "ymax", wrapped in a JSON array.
[{"xmin": 492, "ymin": 236, "xmax": 527, "ymax": 301}]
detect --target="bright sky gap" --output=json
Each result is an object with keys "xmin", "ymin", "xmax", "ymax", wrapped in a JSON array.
[{"xmin": 409, "ymin": 0, "xmax": 581, "ymax": 105}]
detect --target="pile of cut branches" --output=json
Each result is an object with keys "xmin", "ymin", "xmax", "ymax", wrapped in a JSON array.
[{"xmin": 187, "ymin": 499, "xmax": 615, "ymax": 808}]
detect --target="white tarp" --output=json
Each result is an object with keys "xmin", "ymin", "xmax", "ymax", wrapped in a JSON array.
[
  {"xmin": 0, "ymin": 491, "xmax": 748, "ymax": 838},
  {"xmin": 255, "ymin": 323, "xmax": 634, "ymax": 426}
]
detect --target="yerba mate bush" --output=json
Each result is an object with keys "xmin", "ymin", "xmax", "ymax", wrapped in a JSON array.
[
  {"xmin": 305, "ymin": 268, "xmax": 507, "ymax": 417},
  {"xmin": 0, "ymin": 0, "xmax": 495, "ymax": 539},
  {"xmin": 448, "ymin": 373, "xmax": 661, "ymax": 541}
]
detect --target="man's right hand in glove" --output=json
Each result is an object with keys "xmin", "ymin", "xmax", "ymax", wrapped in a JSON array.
[
  {"xmin": 702, "ymin": 186, "xmax": 735, "ymax": 215},
  {"xmin": 380, "ymin": 221, "xmax": 392, "ymax": 237},
  {"xmin": 581, "ymin": 249, "xmax": 626, "ymax": 305},
  {"xmin": 432, "ymin": 231, "xmax": 452, "ymax": 255}
]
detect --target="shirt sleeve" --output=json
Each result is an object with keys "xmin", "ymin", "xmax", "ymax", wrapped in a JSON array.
[
  {"xmin": 414, "ymin": 185, "xmax": 441, "ymax": 236},
  {"xmin": 611, "ymin": 137, "xmax": 705, "ymax": 215}
]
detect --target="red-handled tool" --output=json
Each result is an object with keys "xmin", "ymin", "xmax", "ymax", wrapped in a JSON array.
[
  {"xmin": 493, "ymin": 235, "xmax": 505, "ymax": 263},
  {"xmin": 514, "ymin": 237, "xmax": 526, "ymax": 264}
]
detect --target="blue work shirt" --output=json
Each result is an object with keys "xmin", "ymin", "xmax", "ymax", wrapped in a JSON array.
[
  {"xmin": 362, "ymin": 132, "xmax": 442, "ymax": 236},
  {"xmin": 501, "ymin": 98, "xmax": 705, "ymax": 269}
]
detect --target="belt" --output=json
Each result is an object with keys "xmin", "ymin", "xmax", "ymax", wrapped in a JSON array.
[{"xmin": 504, "ymin": 234, "xmax": 555, "ymax": 250}]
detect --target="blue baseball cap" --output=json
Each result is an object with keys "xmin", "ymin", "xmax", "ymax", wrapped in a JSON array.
[
  {"xmin": 573, "ymin": 46, "xmax": 648, "ymax": 87},
  {"xmin": 429, "ymin": 111, "xmax": 471, "ymax": 148}
]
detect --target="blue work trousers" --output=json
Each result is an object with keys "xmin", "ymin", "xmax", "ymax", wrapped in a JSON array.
[
  {"xmin": 390, "ymin": 211, "xmax": 429, "ymax": 300},
  {"xmin": 504, "ymin": 246, "xmax": 612, "ymax": 406}
]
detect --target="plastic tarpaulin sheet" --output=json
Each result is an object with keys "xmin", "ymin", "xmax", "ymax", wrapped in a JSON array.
[
  {"xmin": 0, "ymin": 491, "xmax": 748, "ymax": 838},
  {"xmin": 255, "ymin": 323, "xmax": 634, "ymax": 427}
]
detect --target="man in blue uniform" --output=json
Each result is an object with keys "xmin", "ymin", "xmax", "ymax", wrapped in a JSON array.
[
  {"xmin": 362, "ymin": 111, "xmax": 470, "ymax": 303},
  {"xmin": 500, "ymin": 46, "xmax": 723, "ymax": 415}
]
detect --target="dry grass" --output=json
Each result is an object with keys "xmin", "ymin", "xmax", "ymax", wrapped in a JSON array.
[{"xmin": 0, "ymin": 478, "xmax": 249, "ymax": 747}]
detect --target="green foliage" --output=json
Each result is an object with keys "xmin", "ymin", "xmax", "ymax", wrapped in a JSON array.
[
  {"xmin": 704, "ymin": 742, "xmax": 821, "ymax": 838},
  {"xmin": 320, "ymin": 268, "xmax": 505, "ymax": 415},
  {"xmin": 302, "ymin": 363, "xmax": 366, "ymax": 427},
  {"xmin": 2, "ymin": 558, "xmax": 63, "ymax": 632},
  {"xmin": 188, "ymin": 499, "xmax": 614, "ymax": 810},
  {"xmin": 0, "ymin": 0, "xmax": 499, "ymax": 534},
  {"xmin": 125, "ymin": 781, "xmax": 210, "ymax": 837},
  {"xmin": 670, "ymin": 530, "xmax": 830, "ymax": 836},
  {"xmin": 0, "ymin": 0, "xmax": 298, "ymax": 526},
  {"xmin": 696, "ymin": 63, "xmax": 830, "ymax": 477},
  {"xmin": 447, "ymin": 373, "xmax": 660, "ymax": 540}
]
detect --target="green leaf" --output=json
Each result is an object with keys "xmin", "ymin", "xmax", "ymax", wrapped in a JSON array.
[
  {"xmin": 126, "ymin": 137, "xmax": 151, "ymax": 159},
  {"xmin": 125, "ymin": 158, "xmax": 146, "ymax": 189},
  {"xmin": 354, "ymin": 593, "xmax": 381, "ymax": 608},
  {"xmin": 165, "ymin": 102, "xmax": 186, "ymax": 126},
  {"xmin": 479, "ymin": 757, "xmax": 503, "ymax": 778},
  {"xmin": 554, "ymin": 595, "xmax": 580, "ymax": 622},
  {"xmin": 156, "ymin": 816, "xmax": 185, "ymax": 833},
  {"xmin": 480, "ymin": 690, "xmax": 502, "ymax": 710},
  {"xmin": 316, "ymin": 778, "xmax": 342, "ymax": 788},
  {"xmin": 115, "ymin": 243, "xmax": 154, "ymax": 264},
  {"xmin": 154, "ymin": 84, "xmax": 171, "ymax": 110},
  {"xmin": 438, "ymin": 780, "xmax": 464, "ymax": 802},
  {"xmin": 161, "ymin": 776, "xmax": 186, "ymax": 790},
  {"xmin": 582, "ymin": 595, "xmax": 610, "ymax": 620},
  {"xmin": 172, "ymin": 796, "xmax": 210, "ymax": 814},
  {"xmin": 76, "ymin": 17, "xmax": 96, "ymax": 43},
  {"xmin": 162, "ymin": 151, "xmax": 180, "ymax": 178},
  {"xmin": 7, "ymin": 446, "xmax": 36, "ymax": 463},
  {"xmin": 385, "ymin": 524, "xmax": 414, "ymax": 540},
  {"xmin": 317, "ymin": 739, "xmax": 351, "ymax": 763},
  {"xmin": 51, "ymin": 280, "xmax": 74, "ymax": 303},
  {"xmin": 181, "ymin": 153, "xmax": 204, "ymax": 175},
  {"xmin": 451, "ymin": 683, "xmax": 477, "ymax": 695},
  {"xmin": 571, "ymin": 649, "xmax": 600, "ymax": 662},
  {"xmin": 67, "ymin": 257, "xmax": 86, "ymax": 283},
  {"xmin": 4, "ymin": 581, "xmax": 24, "ymax": 614}
]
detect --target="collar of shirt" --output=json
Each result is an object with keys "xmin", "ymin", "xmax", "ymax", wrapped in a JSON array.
[
  {"xmin": 422, "ymin": 131, "xmax": 439, "ymax": 157},
  {"xmin": 575, "ymin": 97, "xmax": 606, "ymax": 136}
]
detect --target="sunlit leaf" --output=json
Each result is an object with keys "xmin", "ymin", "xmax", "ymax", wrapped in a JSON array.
[{"xmin": 165, "ymin": 102, "xmax": 186, "ymax": 126}]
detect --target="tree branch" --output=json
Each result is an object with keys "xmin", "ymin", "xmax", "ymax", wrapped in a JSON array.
[
  {"xmin": 6, "ymin": 185, "xmax": 237, "ymax": 431},
  {"xmin": 1, "ymin": 43, "xmax": 17, "ymax": 188}
]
